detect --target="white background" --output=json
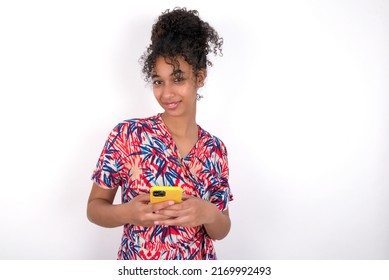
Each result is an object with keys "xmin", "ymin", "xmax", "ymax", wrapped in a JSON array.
[{"xmin": 0, "ymin": 0, "xmax": 388, "ymax": 259}]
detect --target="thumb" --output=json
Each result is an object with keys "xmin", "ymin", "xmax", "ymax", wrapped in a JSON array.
[{"xmin": 134, "ymin": 193, "xmax": 151, "ymax": 203}]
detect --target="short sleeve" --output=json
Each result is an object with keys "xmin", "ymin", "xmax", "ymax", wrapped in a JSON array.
[
  {"xmin": 91, "ymin": 122, "xmax": 129, "ymax": 189},
  {"xmin": 209, "ymin": 139, "xmax": 233, "ymax": 212}
]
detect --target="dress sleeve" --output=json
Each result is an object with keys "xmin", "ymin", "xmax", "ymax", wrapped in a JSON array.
[
  {"xmin": 209, "ymin": 139, "xmax": 234, "ymax": 212},
  {"xmin": 91, "ymin": 122, "xmax": 128, "ymax": 189}
]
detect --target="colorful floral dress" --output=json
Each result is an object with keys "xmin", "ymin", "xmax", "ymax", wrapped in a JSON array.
[{"xmin": 92, "ymin": 114, "xmax": 233, "ymax": 260}]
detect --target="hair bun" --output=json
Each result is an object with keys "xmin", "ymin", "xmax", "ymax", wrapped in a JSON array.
[{"xmin": 141, "ymin": 7, "xmax": 223, "ymax": 82}]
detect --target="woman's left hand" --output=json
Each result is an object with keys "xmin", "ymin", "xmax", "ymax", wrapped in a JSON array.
[{"xmin": 153, "ymin": 194, "xmax": 216, "ymax": 227}]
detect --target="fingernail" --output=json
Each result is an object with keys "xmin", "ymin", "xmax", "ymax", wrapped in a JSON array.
[{"xmin": 168, "ymin": 201, "xmax": 175, "ymax": 205}]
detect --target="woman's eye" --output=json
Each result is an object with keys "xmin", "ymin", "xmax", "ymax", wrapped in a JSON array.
[
  {"xmin": 152, "ymin": 80, "xmax": 162, "ymax": 86},
  {"xmin": 174, "ymin": 77, "xmax": 183, "ymax": 83}
]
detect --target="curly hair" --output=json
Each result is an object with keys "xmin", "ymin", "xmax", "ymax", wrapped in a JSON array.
[{"xmin": 140, "ymin": 7, "xmax": 223, "ymax": 82}]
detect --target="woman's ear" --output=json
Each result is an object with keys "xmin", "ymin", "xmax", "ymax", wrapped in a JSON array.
[{"xmin": 197, "ymin": 69, "xmax": 207, "ymax": 87}]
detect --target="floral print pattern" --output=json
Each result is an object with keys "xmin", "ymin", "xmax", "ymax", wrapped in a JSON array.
[{"xmin": 92, "ymin": 114, "xmax": 232, "ymax": 259}]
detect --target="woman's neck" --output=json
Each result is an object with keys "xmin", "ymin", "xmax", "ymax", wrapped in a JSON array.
[{"xmin": 161, "ymin": 112, "xmax": 197, "ymax": 138}]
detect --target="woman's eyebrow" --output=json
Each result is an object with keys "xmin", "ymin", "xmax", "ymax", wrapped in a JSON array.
[
  {"xmin": 171, "ymin": 69, "xmax": 184, "ymax": 76},
  {"xmin": 151, "ymin": 69, "xmax": 185, "ymax": 79}
]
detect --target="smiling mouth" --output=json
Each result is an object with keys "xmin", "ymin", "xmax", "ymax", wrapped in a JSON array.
[{"xmin": 165, "ymin": 102, "xmax": 180, "ymax": 109}]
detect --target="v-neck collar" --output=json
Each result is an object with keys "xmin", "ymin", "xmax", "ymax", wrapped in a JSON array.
[{"xmin": 155, "ymin": 113, "xmax": 203, "ymax": 161}]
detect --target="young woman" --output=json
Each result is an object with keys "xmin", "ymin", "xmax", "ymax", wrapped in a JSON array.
[{"xmin": 87, "ymin": 7, "xmax": 233, "ymax": 260}]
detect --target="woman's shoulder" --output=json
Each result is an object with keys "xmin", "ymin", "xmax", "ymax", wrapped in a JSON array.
[
  {"xmin": 112, "ymin": 114, "xmax": 161, "ymax": 132},
  {"xmin": 199, "ymin": 126, "xmax": 228, "ymax": 153},
  {"xmin": 120, "ymin": 114, "xmax": 160, "ymax": 125}
]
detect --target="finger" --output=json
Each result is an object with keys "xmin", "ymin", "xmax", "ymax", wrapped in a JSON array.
[
  {"xmin": 134, "ymin": 194, "xmax": 151, "ymax": 202},
  {"xmin": 182, "ymin": 194, "xmax": 192, "ymax": 200},
  {"xmin": 156, "ymin": 209, "xmax": 181, "ymax": 218},
  {"xmin": 155, "ymin": 216, "xmax": 195, "ymax": 227},
  {"xmin": 149, "ymin": 212, "xmax": 172, "ymax": 221},
  {"xmin": 157, "ymin": 205, "xmax": 192, "ymax": 219},
  {"xmin": 160, "ymin": 201, "xmax": 184, "ymax": 210},
  {"xmin": 154, "ymin": 217, "xmax": 183, "ymax": 226},
  {"xmin": 150, "ymin": 200, "xmax": 175, "ymax": 212}
]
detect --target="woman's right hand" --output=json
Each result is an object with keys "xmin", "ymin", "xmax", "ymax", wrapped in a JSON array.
[{"xmin": 123, "ymin": 194, "xmax": 175, "ymax": 227}]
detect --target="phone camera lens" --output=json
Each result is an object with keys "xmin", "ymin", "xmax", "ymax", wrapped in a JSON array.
[{"xmin": 153, "ymin": 191, "xmax": 166, "ymax": 197}]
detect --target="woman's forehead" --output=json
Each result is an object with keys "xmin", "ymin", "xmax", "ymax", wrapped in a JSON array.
[{"xmin": 152, "ymin": 56, "xmax": 192, "ymax": 74}]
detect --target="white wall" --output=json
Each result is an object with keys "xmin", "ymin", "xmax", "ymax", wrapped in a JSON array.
[{"xmin": 0, "ymin": 0, "xmax": 388, "ymax": 259}]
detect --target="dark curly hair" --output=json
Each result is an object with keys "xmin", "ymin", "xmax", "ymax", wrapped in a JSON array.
[{"xmin": 140, "ymin": 7, "xmax": 223, "ymax": 82}]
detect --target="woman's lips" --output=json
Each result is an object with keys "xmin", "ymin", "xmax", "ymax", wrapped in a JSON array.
[{"xmin": 165, "ymin": 101, "xmax": 180, "ymax": 109}]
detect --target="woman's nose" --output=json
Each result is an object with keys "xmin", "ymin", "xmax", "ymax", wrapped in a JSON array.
[{"xmin": 160, "ymin": 83, "xmax": 175, "ymax": 99}]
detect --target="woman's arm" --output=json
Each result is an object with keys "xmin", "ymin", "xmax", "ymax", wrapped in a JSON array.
[
  {"xmin": 87, "ymin": 182, "xmax": 173, "ymax": 228},
  {"xmin": 203, "ymin": 207, "xmax": 231, "ymax": 240}
]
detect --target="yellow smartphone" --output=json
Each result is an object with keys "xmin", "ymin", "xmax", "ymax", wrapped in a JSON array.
[{"xmin": 150, "ymin": 186, "xmax": 183, "ymax": 204}]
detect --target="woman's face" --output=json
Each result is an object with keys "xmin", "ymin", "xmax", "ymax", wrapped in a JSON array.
[{"xmin": 151, "ymin": 56, "xmax": 205, "ymax": 119}]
